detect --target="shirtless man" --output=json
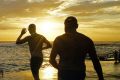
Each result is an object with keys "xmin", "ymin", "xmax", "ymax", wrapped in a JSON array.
[
  {"xmin": 49, "ymin": 16, "xmax": 104, "ymax": 80},
  {"xmin": 16, "ymin": 24, "xmax": 51, "ymax": 80}
]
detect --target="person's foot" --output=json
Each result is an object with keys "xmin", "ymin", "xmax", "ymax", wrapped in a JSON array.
[{"xmin": 114, "ymin": 62, "xmax": 119, "ymax": 65}]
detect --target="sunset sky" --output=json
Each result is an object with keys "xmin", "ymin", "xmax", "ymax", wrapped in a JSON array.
[{"xmin": 0, "ymin": 0, "xmax": 120, "ymax": 41}]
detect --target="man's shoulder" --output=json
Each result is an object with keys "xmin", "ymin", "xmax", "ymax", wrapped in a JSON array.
[
  {"xmin": 36, "ymin": 34, "xmax": 45, "ymax": 38},
  {"xmin": 56, "ymin": 33, "xmax": 92, "ymax": 40},
  {"xmin": 77, "ymin": 32, "xmax": 91, "ymax": 40},
  {"xmin": 29, "ymin": 34, "xmax": 43, "ymax": 39},
  {"xmin": 76, "ymin": 32, "xmax": 86, "ymax": 37},
  {"xmin": 76, "ymin": 32, "xmax": 95, "ymax": 46},
  {"xmin": 55, "ymin": 34, "xmax": 66, "ymax": 40},
  {"xmin": 53, "ymin": 34, "xmax": 65, "ymax": 43}
]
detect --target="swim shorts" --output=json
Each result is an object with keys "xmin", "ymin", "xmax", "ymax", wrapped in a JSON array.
[
  {"xmin": 58, "ymin": 69, "xmax": 86, "ymax": 80},
  {"xmin": 30, "ymin": 57, "xmax": 43, "ymax": 75}
]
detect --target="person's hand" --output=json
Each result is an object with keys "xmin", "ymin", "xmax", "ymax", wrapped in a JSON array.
[{"xmin": 21, "ymin": 28, "xmax": 26, "ymax": 35}]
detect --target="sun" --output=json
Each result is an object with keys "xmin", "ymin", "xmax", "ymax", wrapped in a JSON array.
[
  {"xmin": 40, "ymin": 21, "xmax": 56, "ymax": 32},
  {"xmin": 34, "ymin": 19, "xmax": 63, "ymax": 41},
  {"xmin": 36, "ymin": 21, "xmax": 58, "ymax": 33},
  {"xmin": 35, "ymin": 20, "xmax": 61, "ymax": 40}
]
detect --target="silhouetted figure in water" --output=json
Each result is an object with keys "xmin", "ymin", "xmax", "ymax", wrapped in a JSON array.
[
  {"xmin": 118, "ymin": 49, "xmax": 120, "ymax": 63},
  {"xmin": 49, "ymin": 16, "xmax": 104, "ymax": 80},
  {"xmin": 0, "ymin": 69, "xmax": 3, "ymax": 78},
  {"xmin": 16, "ymin": 24, "xmax": 51, "ymax": 80},
  {"xmin": 113, "ymin": 50, "xmax": 119, "ymax": 64}
]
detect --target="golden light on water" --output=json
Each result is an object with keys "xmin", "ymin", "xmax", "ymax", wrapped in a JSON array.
[{"xmin": 42, "ymin": 66, "xmax": 57, "ymax": 79}]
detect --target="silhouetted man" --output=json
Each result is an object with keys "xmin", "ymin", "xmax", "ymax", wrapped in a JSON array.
[
  {"xmin": 49, "ymin": 16, "xmax": 104, "ymax": 80},
  {"xmin": 16, "ymin": 24, "xmax": 51, "ymax": 80},
  {"xmin": 114, "ymin": 50, "xmax": 119, "ymax": 63},
  {"xmin": 118, "ymin": 49, "xmax": 120, "ymax": 63}
]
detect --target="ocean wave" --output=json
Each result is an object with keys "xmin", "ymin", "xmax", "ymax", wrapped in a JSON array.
[{"xmin": 0, "ymin": 42, "xmax": 120, "ymax": 72}]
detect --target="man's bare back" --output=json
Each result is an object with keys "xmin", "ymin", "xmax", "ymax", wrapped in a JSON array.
[{"xmin": 49, "ymin": 16, "xmax": 104, "ymax": 80}]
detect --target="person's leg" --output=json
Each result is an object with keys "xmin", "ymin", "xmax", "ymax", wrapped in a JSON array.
[
  {"xmin": 30, "ymin": 57, "xmax": 38, "ymax": 80},
  {"xmin": 31, "ymin": 69, "xmax": 39, "ymax": 80},
  {"xmin": 30, "ymin": 57, "xmax": 43, "ymax": 80},
  {"xmin": 37, "ymin": 58, "xmax": 43, "ymax": 80}
]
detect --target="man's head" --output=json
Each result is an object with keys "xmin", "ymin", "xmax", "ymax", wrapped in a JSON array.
[
  {"xmin": 28, "ymin": 24, "xmax": 36, "ymax": 34},
  {"xmin": 64, "ymin": 16, "xmax": 78, "ymax": 33}
]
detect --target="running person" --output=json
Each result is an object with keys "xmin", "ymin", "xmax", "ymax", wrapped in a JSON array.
[{"xmin": 16, "ymin": 24, "xmax": 51, "ymax": 80}]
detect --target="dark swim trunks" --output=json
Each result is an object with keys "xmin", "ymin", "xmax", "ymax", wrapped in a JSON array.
[
  {"xmin": 30, "ymin": 57, "xmax": 43, "ymax": 75},
  {"xmin": 58, "ymin": 69, "xmax": 86, "ymax": 80}
]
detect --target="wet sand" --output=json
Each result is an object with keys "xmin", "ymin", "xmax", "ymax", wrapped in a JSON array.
[{"xmin": 1, "ymin": 60, "xmax": 120, "ymax": 80}]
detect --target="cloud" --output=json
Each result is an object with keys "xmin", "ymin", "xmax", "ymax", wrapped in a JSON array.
[
  {"xmin": 0, "ymin": 17, "xmax": 38, "ymax": 30},
  {"xmin": 27, "ymin": 0, "xmax": 45, "ymax": 3},
  {"xmin": 48, "ymin": 0, "xmax": 82, "ymax": 16},
  {"xmin": 0, "ymin": 0, "xmax": 61, "ymax": 17},
  {"xmin": 0, "ymin": 0, "xmax": 120, "ymax": 30},
  {"xmin": 1, "ymin": 0, "xmax": 120, "ymax": 17},
  {"xmin": 49, "ymin": 0, "xmax": 120, "ymax": 16},
  {"xmin": 0, "ymin": 0, "xmax": 62, "ymax": 30},
  {"xmin": 0, "ymin": 24, "xmax": 19, "ymax": 30},
  {"xmin": 79, "ymin": 18, "xmax": 120, "ymax": 29}
]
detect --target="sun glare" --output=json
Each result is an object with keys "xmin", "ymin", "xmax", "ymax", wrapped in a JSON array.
[
  {"xmin": 41, "ymin": 21, "xmax": 55, "ymax": 27},
  {"xmin": 35, "ymin": 20, "xmax": 62, "ymax": 40},
  {"xmin": 36, "ymin": 21, "xmax": 58, "ymax": 34},
  {"xmin": 42, "ymin": 66, "xmax": 57, "ymax": 79}
]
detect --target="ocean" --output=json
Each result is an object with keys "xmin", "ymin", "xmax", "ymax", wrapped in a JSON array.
[{"xmin": 0, "ymin": 41, "xmax": 120, "ymax": 80}]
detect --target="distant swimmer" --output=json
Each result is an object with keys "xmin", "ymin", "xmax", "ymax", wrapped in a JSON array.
[
  {"xmin": 118, "ymin": 49, "xmax": 120, "ymax": 63},
  {"xmin": 0, "ymin": 69, "xmax": 3, "ymax": 78},
  {"xmin": 49, "ymin": 16, "xmax": 104, "ymax": 80},
  {"xmin": 16, "ymin": 24, "xmax": 51, "ymax": 80},
  {"xmin": 113, "ymin": 50, "xmax": 119, "ymax": 64}
]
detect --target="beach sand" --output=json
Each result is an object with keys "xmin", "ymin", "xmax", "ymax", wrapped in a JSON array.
[{"xmin": 1, "ymin": 60, "xmax": 120, "ymax": 80}]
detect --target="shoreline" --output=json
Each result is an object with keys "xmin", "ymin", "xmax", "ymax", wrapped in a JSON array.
[{"xmin": 1, "ymin": 61, "xmax": 120, "ymax": 80}]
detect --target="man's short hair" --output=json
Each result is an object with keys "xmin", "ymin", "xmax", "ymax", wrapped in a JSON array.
[
  {"xmin": 28, "ymin": 24, "xmax": 36, "ymax": 30},
  {"xmin": 64, "ymin": 16, "xmax": 78, "ymax": 28}
]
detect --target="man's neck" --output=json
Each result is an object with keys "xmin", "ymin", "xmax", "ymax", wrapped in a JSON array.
[
  {"xmin": 31, "ymin": 32, "xmax": 36, "ymax": 35},
  {"xmin": 65, "ymin": 30, "xmax": 77, "ymax": 33}
]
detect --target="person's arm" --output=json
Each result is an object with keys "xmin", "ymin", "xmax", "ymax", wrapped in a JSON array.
[
  {"xmin": 42, "ymin": 37, "xmax": 52, "ymax": 50},
  {"xmin": 88, "ymin": 40, "xmax": 104, "ymax": 80},
  {"xmin": 16, "ymin": 28, "xmax": 28, "ymax": 44},
  {"xmin": 49, "ymin": 38, "xmax": 59, "ymax": 69}
]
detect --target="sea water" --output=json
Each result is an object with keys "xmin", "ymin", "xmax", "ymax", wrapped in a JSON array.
[{"xmin": 0, "ymin": 42, "xmax": 120, "ymax": 80}]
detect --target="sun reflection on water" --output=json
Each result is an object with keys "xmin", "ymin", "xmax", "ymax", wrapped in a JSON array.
[{"xmin": 42, "ymin": 66, "xmax": 57, "ymax": 79}]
